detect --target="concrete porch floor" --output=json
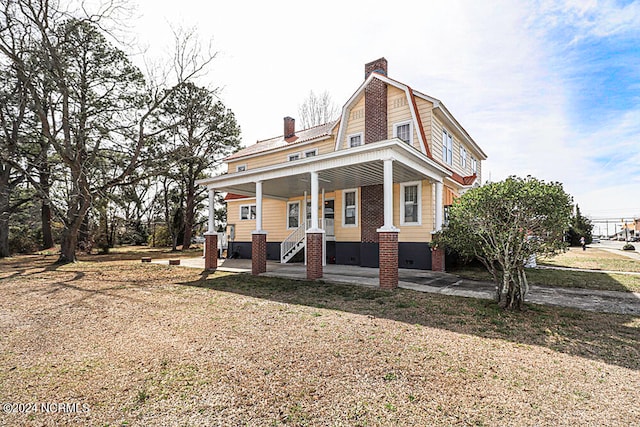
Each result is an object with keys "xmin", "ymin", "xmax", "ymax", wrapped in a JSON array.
[{"xmin": 154, "ymin": 257, "xmax": 640, "ymax": 315}]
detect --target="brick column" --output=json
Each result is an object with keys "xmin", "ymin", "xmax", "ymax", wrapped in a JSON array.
[
  {"xmin": 252, "ymin": 232, "xmax": 267, "ymax": 275},
  {"xmin": 431, "ymin": 247, "xmax": 445, "ymax": 272},
  {"xmin": 378, "ymin": 231, "xmax": 398, "ymax": 289},
  {"xmin": 205, "ymin": 233, "xmax": 218, "ymax": 271},
  {"xmin": 306, "ymin": 232, "xmax": 324, "ymax": 280}
]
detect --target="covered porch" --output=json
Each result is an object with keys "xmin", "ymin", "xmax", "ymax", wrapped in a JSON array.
[{"xmin": 196, "ymin": 138, "xmax": 451, "ymax": 289}]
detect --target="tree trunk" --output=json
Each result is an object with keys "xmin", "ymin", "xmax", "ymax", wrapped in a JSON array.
[
  {"xmin": 41, "ymin": 201, "xmax": 54, "ymax": 249},
  {"xmin": 57, "ymin": 167, "xmax": 92, "ymax": 263},
  {"xmin": 39, "ymin": 163, "xmax": 54, "ymax": 249},
  {"xmin": 182, "ymin": 183, "xmax": 195, "ymax": 250},
  {"xmin": 0, "ymin": 173, "xmax": 10, "ymax": 258}
]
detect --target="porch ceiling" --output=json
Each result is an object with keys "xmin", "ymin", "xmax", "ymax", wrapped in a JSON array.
[
  {"xmin": 199, "ymin": 139, "xmax": 451, "ymax": 200},
  {"xmin": 222, "ymin": 160, "xmax": 430, "ymax": 199}
]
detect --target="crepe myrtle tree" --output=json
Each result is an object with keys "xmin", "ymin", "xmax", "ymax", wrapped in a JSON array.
[{"xmin": 434, "ymin": 176, "xmax": 572, "ymax": 310}]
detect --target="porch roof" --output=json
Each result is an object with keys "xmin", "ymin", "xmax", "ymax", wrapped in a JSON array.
[{"xmin": 196, "ymin": 139, "xmax": 452, "ymax": 199}]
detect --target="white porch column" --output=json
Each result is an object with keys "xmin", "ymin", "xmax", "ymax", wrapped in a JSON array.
[
  {"xmin": 310, "ymin": 171, "xmax": 320, "ymax": 231},
  {"xmin": 435, "ymin": 181, "xmax": 443, "ymax": 231},
  {"xmin": 255, "ymin": 180, "xmax": 263, "ymax": 232},
  {"xmin": 378, "ymin": 158, "xmax": 398, "ymax": 232}
]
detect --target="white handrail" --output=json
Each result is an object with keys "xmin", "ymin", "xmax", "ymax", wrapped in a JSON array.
[
  {"xmin": 281, "ymin": 223, "xmax": 306, "ymax": 262},
  {"xmin": 280, "ymin": 219, "xmax": 326, "ymax": 263}
]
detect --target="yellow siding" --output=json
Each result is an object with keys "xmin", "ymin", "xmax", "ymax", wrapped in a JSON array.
[
  {"xmin": 226, "ymin": 198, "xmax": 288, "ymax": 242},
  {"xmin": 334, "ymin": 189, "xmax": 361, "ymax": 241},
  {"xmin": 387, "ymin": 86, "xmax": 419, "ymax": 150},
  {"xmin": 415, "ymin": 97, "xmax": 433, "ymax": 153},
  {"xmin": 227, "ymin": 136, "xmax": 336, "ymax": 172},
  {"xmin": 393, "ymin": 180, "xmax": 434, "ymax": 243},
  {"xmin": 341, "ymin": 95, "xmax": 366, "ymax": 149}
]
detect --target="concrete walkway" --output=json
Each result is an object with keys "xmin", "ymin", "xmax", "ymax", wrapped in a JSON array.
[{"xmin": 153, "ymin": 257, "xmax": 640, "ymax": 316}]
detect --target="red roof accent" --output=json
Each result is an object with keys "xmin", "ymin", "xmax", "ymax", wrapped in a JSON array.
[
  {"xmin": 226, "ymin": 121, "xmax": 337, "ymax": 161},
  {"xmin": 407, "ymin": 86, "xmax": 433, "ymax": 159},
  {"xmin": 450, "ymin": 173, "xmax": 477, "ymax": 186},
  {"xmin": 224, "ymin": 193, "xmax": 249, "ymax": 201}
]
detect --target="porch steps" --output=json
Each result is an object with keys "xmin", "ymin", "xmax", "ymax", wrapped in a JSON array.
[{"xmin": 281, "ymin": 240, "xmax": 305, "ymax": 263}]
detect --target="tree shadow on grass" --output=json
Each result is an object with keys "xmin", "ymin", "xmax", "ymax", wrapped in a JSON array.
[{"xmin": 182, "ymin": 271, "xmax": 640, "ymax": 371}]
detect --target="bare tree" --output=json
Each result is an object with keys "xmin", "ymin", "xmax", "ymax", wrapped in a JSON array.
[
  {"xmin": 298, "ymin": 90, "xmax": 339, "ymax": 129},
  {"xmin": 0, "ymin": 0, "xmax": 216, "ymax": 263}
]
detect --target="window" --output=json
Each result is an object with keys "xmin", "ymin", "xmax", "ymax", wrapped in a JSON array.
[
  {"xmin": 287, "ymin": 201, "xmax": 300, "ymax": 229},
  {"xmin": 400, "ymin": 182, "xmax": 421, "ymax": 225},
  {"xmin": 342, "ymin": 189, "xmax": 358, "ymax": 226},
  {"xmin": 304, "ymin": 149, "xmax": 317, "ymax": 158},
  {"xmin": 348, "ymin": 133, "xmax": 363, "ymax": 147},
  {"xmin": 442, "ymin": 129, "xmax": 453, "ymax": 165},
  {"xmin": 394, "ymin": 122, "xmax": 412, "ymax": 144},
  {"xmin": 444, "ymin": 205, "xmax": 451, "ymax": 226},
  {"xmin": 236, "ymin": 164, "xmax": 247, "ymax": 172},
  {"xmin": 460, "ymin": 147, "xmax": 467, "ymax": 169},
  {"xmin": 471, "ymin": 156, "xmax": 477, "ymax": 174},
  {"xmin": 240, "ymin": 204, "xmax": 256, "ymax": 220},
  {"xmin": 288, "ymin": 154, "xmax": 300, "ymax": 161}
]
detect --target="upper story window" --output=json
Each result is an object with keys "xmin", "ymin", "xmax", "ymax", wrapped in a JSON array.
[
  {"xmin": 400, "ymin": 182, "xmax": 421, "ymax": 225},
  {"xmin": 471, "ymin": 157, "xmax": 477, "ymax": 174},
  {"xmin": 348, "ymin": 133, "xmax": 363, "ymax": 148},
  {"xmin": 394, "ymin": 122, "xmax": 412, "ymax": 144},
  {"xmin": 442, "ymin": 129, "xmax": 453, "ymax": 165},
  {"xmin": 460, "ymin": 147, "xmax": 467, "ymax": 169},
  {"xmin": 288, "ymin": 153, "xmax": 300, "ymax": 161},
  {"xmin": 304, "ymin": 149, "xmax": 317, "ymax": 158},
  {"xmin": 287, "ymin": 201, "xmax": 300, "ymax": 229},
  {"xmin": 240, "ymin": 204, "xmax": 256, "ymax": 220},
  {"xmin": 236, "ymin": 164, "xmax": 247, "ymax": 172},
  {"xmin": 342, "ymin": 189, "xmax": 358, "ymax": 227}
]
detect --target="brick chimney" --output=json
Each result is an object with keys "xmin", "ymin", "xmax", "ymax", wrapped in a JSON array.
[
  {"xmin": 361, "ymin": 58, "xmax": 389, "ymax": 245},
  {"xmin": 364, "ymin": 57, "xmax": 388, "ymax": 79},
  {"xmin": 364, "ymin": 58, "xmax": 387, "ymax": 144},
  {"xmin": 284, "ymin": 116, "xmax": 295, "ymax": 140}
]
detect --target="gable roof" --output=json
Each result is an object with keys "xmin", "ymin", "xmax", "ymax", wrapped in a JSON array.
[
  {"xmin": 226, "ymin": 121, "xmax": 338, "ymax": 161},
  {"xmin": 334, "ymin": 72, "xmax": 430, "ymax": 156}
]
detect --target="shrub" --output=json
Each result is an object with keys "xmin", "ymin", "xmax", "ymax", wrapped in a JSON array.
[{"xmin": 622, "ymin": 244, "xmax": 635, "ymax": 251}]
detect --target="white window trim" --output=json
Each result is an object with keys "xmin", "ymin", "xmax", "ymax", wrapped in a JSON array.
[
  {"xmin": 288, "ymin": 153, "xmax": 300, "ymax": 162},
  {"xmin": 442, "ymin": 129, "xmax": 453, "ymax": 165},
  {"xmin": 347, "ymin": 132, "xmax": 364, "ymax": 148},
  {"xmin": 287, "ymin": 201, "xmax": 300, "ymax": 229},
  {"xmin": 236, "ymin": 164, "xmax": 247, "ymax": 172},
  {"xmin": 400, "ymin": 181, "xmax": 422, "ymax": 226},
  {"xmin": 341, "ymin": 188, "xmax": 358, "ymax": 227},
  {"xmin": 460, "ymin": 146, "xmax": 467, "ymax": 169},
  {"xmin": 393, "ymin": 121, "xmax": 413, "ymax": 145},
  {"xmin": 239, "ymin": 204, "xmax": 256, "ymax": 221},
  {"xmin": 471, "ymin": 156, "xmax": 477, "ymax": 174},
  {"xmin": 304, "ymin": 148, "xmax": 318, "ymax": 157}
]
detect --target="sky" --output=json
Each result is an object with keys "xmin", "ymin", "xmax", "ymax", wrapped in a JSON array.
[{"xmin": 127, "ymin": 0, "xmax": 640, "ymax": 223}]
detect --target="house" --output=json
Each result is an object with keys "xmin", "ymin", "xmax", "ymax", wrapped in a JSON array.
[{"xmin": 196, "ymin": 58, "xmax": 487, "ymax": 289}]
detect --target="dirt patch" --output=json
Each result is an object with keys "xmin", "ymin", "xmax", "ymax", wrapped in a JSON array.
[{"xmin": 1, "ymin": 256, "xmax": 638, "ymax": 426}]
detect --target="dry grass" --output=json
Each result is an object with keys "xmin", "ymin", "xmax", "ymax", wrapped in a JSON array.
[
  {"xmin": 451, "ymin": 247, "xmax": 640, "ymax": 293},
  {"xmin": 452, "ymin": 265, "xmax": 640, "ymax": 293},
  {"xmin": 1, "ymin": 255, "xmax": 639, "ymax": 426},
  {"xmin": 539, "ymin": 247, "xmax": 640, "ymax": 273}
]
